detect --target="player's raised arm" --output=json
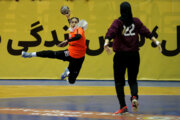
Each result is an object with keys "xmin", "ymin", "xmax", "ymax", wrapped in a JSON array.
[
  {"xmin": 60, "ymin": 6, "xmax": 71, "ymax": 23},
  {"xmin": 65, "ymin": 12, "xmax": 71, "ymax": 24}
]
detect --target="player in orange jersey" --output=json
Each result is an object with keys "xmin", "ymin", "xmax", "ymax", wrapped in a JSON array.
[{"xmin": 22, "ymin": 12, "xmax": 88, "ymax": 84}]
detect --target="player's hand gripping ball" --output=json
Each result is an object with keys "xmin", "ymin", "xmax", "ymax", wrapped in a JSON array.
[{"xmin": 60, "ymin": 6, "xmax": 70, "ymax": 15}]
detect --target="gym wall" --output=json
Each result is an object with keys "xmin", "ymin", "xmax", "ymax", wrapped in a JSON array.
[{"xmin": 0, "ymin": 0, "xmax": 180, "ymax": 80}]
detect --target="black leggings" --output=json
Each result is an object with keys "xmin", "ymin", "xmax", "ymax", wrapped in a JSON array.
[
  {"xmin": 113, "ymin": 51, "xmax": 140, "ymax": 108},
  {"xmin": 36, "ymin": 50, "xmax": 85, "ymax": 84}
]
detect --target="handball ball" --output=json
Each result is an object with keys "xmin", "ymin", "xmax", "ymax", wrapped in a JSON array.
[{"xmin": 60, "ymin": 6, "xmax": 70, "ymax": 15}]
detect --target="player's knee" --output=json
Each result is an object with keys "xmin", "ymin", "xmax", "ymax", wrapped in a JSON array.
[
  {"xmin": 116, "ymin": 82, "xmax": 125, "ymax": 86},
  {"xmin": 68, "ymin": 78, "xmax": 76, "ymax": 84},
  {"xmin": 69, "ymin": 81, "xmax": 75, "ymax": 84},
  {"xmin": 128, "ymin": 79, "xmax": 137, "ymax": 85}
]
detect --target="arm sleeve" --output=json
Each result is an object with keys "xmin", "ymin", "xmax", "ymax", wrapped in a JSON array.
[
  {"xmin": 138, "ymin": 18, "xmax": 152, "ymax": 39},
  {"xmin": 68, "ymin": 34, "xmax": 82, "ymax": 42},
  {"xmin": 67, "ymin": 28, "xmax": 83, "ymax": 42},
  {"xmin": 105, "ymin": 19, "xmax": 120, "ymax": 41}
]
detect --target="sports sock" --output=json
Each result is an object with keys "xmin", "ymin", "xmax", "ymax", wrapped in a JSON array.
[{"xmin": 31, "ymin": 52, "xmax": 37, "ymax": 57}]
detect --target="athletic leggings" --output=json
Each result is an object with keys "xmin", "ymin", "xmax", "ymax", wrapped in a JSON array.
[
  {"xmin": 113, "ymin": 51, "xmax": 140, "ymax": 109},
  {"xmin": 36, "ymin": 50, "xmax": 85, "ymax": 84}
]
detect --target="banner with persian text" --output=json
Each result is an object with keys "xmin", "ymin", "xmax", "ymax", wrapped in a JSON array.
[{"xmin": 0, "ymin": 0, "xmax": 180, "ymax": 80}]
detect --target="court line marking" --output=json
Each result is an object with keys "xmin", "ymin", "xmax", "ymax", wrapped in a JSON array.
[{"xmin": 0, "ymin": 107, "xmax": 179, "ymax": 120}]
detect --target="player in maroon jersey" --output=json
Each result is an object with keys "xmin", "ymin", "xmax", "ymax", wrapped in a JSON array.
[{"xmin": 104, "ymin": 2, "xmax": 162, "ymax": 114}]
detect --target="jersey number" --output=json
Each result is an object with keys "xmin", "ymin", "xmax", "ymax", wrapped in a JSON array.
[{"xmin": 123, "ymin": 24, "xmax": 135, "ymax": 36}]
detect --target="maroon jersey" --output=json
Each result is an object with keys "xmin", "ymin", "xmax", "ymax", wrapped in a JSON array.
[{"xmin": 105, "ymin": 17, "xmax": 152, "ymax": 52}]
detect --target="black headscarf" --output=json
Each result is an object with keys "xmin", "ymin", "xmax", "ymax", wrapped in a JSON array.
[{"xmin": 119, "ymin": 2, "xmax": 133, "ymax": 27}]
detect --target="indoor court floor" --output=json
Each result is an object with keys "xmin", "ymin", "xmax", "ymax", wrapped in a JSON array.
[{"xmin": 0, "ymin": 80, "xmax": 179, "ymax": 120}]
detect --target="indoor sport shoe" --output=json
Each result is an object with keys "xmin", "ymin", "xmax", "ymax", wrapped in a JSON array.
[
  {"xmin": 61, "ymin": 68, "xmax": 70, "ymax": 80},
  {"xmin": 132, "ymin": 96, "xmax": 139, "ymax": 112},
  {"xmin": 22, "ymin": 51, "xmax": 32, "ymax": 58},
  {"xmin": 113, "ymin": 106, "xmax": 128, "ymax": 115}
]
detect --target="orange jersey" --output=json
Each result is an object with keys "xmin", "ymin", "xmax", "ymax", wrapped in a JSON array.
[{"xmin": 68, "ymin": 27, "xmax": 87, "ymax": 58}]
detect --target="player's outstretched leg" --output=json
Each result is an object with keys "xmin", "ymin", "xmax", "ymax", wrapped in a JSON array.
[{"xmin": 61, "ymin": 68, "xmax": 70, "ymax": 80}]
